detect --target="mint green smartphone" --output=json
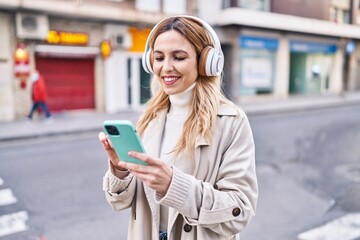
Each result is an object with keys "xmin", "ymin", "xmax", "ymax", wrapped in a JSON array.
[{"xmin": 103, "ymin": 120, "xmax": 147, "ymax": 165}]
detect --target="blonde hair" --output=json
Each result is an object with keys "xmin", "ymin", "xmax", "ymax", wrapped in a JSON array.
[{"xmin": 137, "ymin": 16, "xmax": 233, "ymax": 158}]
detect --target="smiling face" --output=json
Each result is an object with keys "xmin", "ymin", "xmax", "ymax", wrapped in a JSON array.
[{"xmin": 152, "ymin": 30, "xmax": 198, "ymax": 95}]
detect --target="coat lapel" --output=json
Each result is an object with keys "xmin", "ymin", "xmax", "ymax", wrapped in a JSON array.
[{"xmin": 142, "ymin": 108, "xmax": 168, "ymax": 231}]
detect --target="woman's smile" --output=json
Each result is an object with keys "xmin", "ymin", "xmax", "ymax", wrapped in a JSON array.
[{"xmin": 162, "ymin": 76, "xmax": 181, "ymax": 85}]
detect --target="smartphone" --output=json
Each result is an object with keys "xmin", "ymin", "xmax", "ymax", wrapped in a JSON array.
[{"xmin": 103, "ymin": 120, "xmax": 147, "ymax": 165}]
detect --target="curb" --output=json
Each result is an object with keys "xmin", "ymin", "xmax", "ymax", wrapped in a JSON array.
[
  {"xmin": 242, "ymin": 94, "xmax": 360, "ymax": 116},
  {"xmin": 1, "ymin": 96, "xmax": 360, "ymax": 142}
]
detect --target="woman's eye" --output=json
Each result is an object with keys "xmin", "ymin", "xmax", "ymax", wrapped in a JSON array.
[
  {"xmin": 154, "ymin": 57, "xmax": 164, "ymax": 62},
  {"xmin": 174, "ymin": 57, "xmax": 185, "ymax": 61}
]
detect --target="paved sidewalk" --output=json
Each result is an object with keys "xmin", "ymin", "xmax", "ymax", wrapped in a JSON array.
[{"xmin": 1, "ymin": 92, "xmax": 360, "ymax": 142}]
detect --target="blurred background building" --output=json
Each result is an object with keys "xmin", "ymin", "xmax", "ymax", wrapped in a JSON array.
[{"xmin": 0, "ymin": 0, "xmax": 359, "ymax": 121}]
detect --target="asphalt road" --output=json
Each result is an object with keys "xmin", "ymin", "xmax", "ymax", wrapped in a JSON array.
[
  {"xmin": 243, "ymin": 105, "xmax": 360, "ymax": 240},
  {"xmin": 0, "ymin": 132, "xmax": 130, "ymax": 240},
  {"xmin": 1, "ymin": 104, "xmax": 360, "ymax": 240}
]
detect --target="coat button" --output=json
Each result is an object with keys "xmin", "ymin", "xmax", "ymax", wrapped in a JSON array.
[
  {"xmin": 183, "ymin": 224, "xmax": 192, "ymax": 232},
  {"xmin": 232, "ymin": 207, "xmax": 241, "ymax": 217}
]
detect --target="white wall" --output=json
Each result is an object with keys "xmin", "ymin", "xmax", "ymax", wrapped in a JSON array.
[
  {"xmin": 104, "ymin": 51, "xmax": 128, "ymax": 113},
  {"xmin": 163, "ymin": 0, "xmax": 186, "ymax": 14},
  {"xmin": 104, "ymin": 52, "xmax": 146, "ymax": 112},
  {"xmin": 197, "ymin": 0, "xmax": 222, "ymax": 24},
  {"xmin": 136, "ymin": 0, "xmax": 160, "ymax": 12},
  {"xmin": 329, "ymin": 47, "xmax": 343, "ymax": 94},
  {"xmin": 275, "ymin": 35, "xmax": 290, "ymax": 98},
  {"xmin": 0, "ymin": 13, "xmax": 15, "ymax": 121}
]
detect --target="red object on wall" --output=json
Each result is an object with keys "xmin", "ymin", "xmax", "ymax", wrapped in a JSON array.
[
  {"xmin": 35, "ymin": 56, "xmax": 95, "ymax": 111},
  {"xmin": 14, "ymin": 43, "xmax": 30, "ymax": 78}
]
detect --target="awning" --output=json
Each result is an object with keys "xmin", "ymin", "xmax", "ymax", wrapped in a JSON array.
[
  {"xmin": 216, "ymin": 8, "xmax": 360, "ymax": 40},
  {"xmin": 35, "ymin": 45, "xmax": 100, "ymax": 58}
]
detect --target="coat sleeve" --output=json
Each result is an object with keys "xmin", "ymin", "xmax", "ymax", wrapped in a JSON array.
[
  {"xmin": 156, "ymin": 113, "xmax": 258, "ymax": 236},
  {"xmin": 102, "ymin": 162, "xmax": 137, "ymax": 211}
]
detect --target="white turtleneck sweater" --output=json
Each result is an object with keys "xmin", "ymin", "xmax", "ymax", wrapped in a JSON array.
[{"xmin": 159, "ymin": 82, "xmax": 195, "ymax": 232}]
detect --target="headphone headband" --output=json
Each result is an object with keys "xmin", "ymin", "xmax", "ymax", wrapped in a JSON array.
[{"xmin": 142, "ymin": 15, "xmax": 224, "ymax": 76}]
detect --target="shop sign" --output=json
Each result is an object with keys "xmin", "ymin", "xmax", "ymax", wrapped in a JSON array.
[
  {"xmin": 290, "ymin": 41, "xmax": 337, "ymax": 53},
  {"xmin": 240, "ymin": 36, "xmax": 279, "ymax": 50},
  {"xmin": 128, "ymin": 27, "xmax": 151, "ymax": 52},
  {"xmin": 47, "ymin": 30, "xmax": 89, "ymax": 45}
]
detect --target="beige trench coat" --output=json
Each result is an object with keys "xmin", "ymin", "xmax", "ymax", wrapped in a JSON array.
[{"xmin": 103, "ymin": 103, "xmax": 258, "ymax": 240}]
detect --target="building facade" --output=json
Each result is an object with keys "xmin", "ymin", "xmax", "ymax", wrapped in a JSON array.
[
  {"xmin": 0, "ymin": 0, "xmax": 191, "ymax": 121},
  {"xmin": 199, "ymin": 0, "xmax": 360, "ymax": 102},
  {"xmin": 0, "ymin": 0, "xmax": 360, "ymax": 122}
]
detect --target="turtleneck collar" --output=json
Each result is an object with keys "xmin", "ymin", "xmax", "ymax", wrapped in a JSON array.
[{"xmin": 169, "ymin": 82, "xmax": 196, "ymax": 114}]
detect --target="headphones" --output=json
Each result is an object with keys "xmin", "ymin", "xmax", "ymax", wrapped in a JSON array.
[{"xmin": 142, "ymin": 15, "xmax": 224, "ymax": 77}]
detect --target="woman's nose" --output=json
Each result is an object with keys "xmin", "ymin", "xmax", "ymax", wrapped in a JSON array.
[{"xmin": 163, "ymin": 59, "xmax": 174, "ymax": 71}]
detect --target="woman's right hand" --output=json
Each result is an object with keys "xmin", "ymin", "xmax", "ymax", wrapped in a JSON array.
[{"xmin": 98, "ymin": 132, "xmax": 127, "ymax": 171}]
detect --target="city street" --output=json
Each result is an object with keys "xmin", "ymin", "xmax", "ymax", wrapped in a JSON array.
[
  {"xmin": 1, "ymin": 1, "xmax": 360, "ymax": 239},
  {"xmin": 243, "ymin": 104, "xmax": 360, "ymax": 240},
  {"xmin": 0, "ymin": 131, "xmax": 130, "ymax": 240},
  {"xmin": 0, "ymin": 104, "xmax": 360, "ymax": 240}
]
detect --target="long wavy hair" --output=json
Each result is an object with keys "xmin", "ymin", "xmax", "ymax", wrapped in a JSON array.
[{"xmin": 137, "ymin": 16, "xmax": 234, "ymax": 158}]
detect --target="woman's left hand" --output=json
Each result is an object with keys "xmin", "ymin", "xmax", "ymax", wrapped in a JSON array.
[{"xmin": 118, "ymin": 151, "xmax": 173, "ymax": 195}]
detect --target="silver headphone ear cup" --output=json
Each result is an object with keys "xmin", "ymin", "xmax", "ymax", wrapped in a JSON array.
[
  {"xmin": 210, "ymin": 52, "xmax": 223, "ymax": 76},
  {"xmin": 216, "ymin": 52, "xmax": 224, "ymax": 76},
  {"xmin": 142, "ymin": 51, "xmax": 150, "ymax": 73},
  {"xmin": 144, "ymin": 50, "xmax": 153, "ymax": 74},
  {"xmin": 205, "ymin": 47, "xmax": 215, "ymax": 76},
  {"xmin": 207, "ymin": 50, "xmax": 224, "ymax": 76}
]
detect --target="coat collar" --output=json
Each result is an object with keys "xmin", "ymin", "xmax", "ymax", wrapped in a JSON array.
[
  {"xmin": 217, "ymin": 103, "xmax": 240, "ymax": 116},
  {"xmin": 197, "ymin": 103, "xmax": 239, "ymax": 146}
]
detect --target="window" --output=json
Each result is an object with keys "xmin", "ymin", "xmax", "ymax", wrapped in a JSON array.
[
  {"xmin": 223, "ymin": 0, "xmax": 270, "ymax": 11},
  {"xmin": 330, "ymin": 0, "xmax": 351, "ymax": 23}
]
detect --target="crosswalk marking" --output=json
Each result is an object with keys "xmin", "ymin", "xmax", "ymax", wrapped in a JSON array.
[
  {"xmin": 0, "ymin": 178, "xmax": 29, "ymax": 237},
  {"xmin": 298, "ymin": 213, "xmax": 360, "ymax": 240},
  {"xmin": 0, "ymin": 211, "xmax": 29, "ymax": 237},
  {"xmin": 0, "ymin": 188, "xmax": 18, "ymax": 206}
]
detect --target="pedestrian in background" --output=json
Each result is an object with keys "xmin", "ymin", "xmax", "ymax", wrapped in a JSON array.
[
  {"xmin": 27, "ymin": 70, "xmax": 52, "ymax": 120},
  {"xmin": 99, "ymin": 15, "xmax": 258, "ymax": 240}
]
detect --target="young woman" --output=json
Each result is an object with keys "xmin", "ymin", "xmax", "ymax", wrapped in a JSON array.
[{"xmin": 99, "ymin": 15, "xmax": 258, "ymax": 240}]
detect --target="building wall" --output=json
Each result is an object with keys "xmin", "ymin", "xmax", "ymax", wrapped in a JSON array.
[
  {"xmin": 350, "ymin": 41, "xmax": 360, "ymax": 90},
  {"xmin": 0, "ymin": 12, "xmax": 15, "ymax": 121},
  {"xmin": 271, "ymin": 0, "xmax": 331, "ymax": 20},
  {"xmin": 0, "ymin": 0, "xmax": 191, "ymax": 122},
  {"xmin": 275, "ymin": 34, "xmax": 290, "ymax": 98}
]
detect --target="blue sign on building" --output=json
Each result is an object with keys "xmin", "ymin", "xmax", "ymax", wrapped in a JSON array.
[
  {"xmin": 240, "ymin": 36, "xmax": 279, "ymax": 50},
  {"xmin": 345, "ymin": 40, "xmax": 355, "ymax": 54},
  {"xmin": 290, "ymin": 41, "xmax": 337, "ymax": 53}
]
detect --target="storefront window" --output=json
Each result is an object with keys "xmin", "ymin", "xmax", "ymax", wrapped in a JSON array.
[
  {"xmin": 223, "ymin": 0, "xmax": 239, "ymax": 8},
  {"xmin": 223, "ymin": 0, "xmax": 270, "ymax": 11},
  {"xmin": 289, "ymin": 41, "xmax": 336, "ymax": 94},
  {"xmin": 240, "ymin": 0, "xmax": 270, "ymax": 11},
  {"xmin": 239, "ymin": 36, "xmax": 278, "ymax": 95}
]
